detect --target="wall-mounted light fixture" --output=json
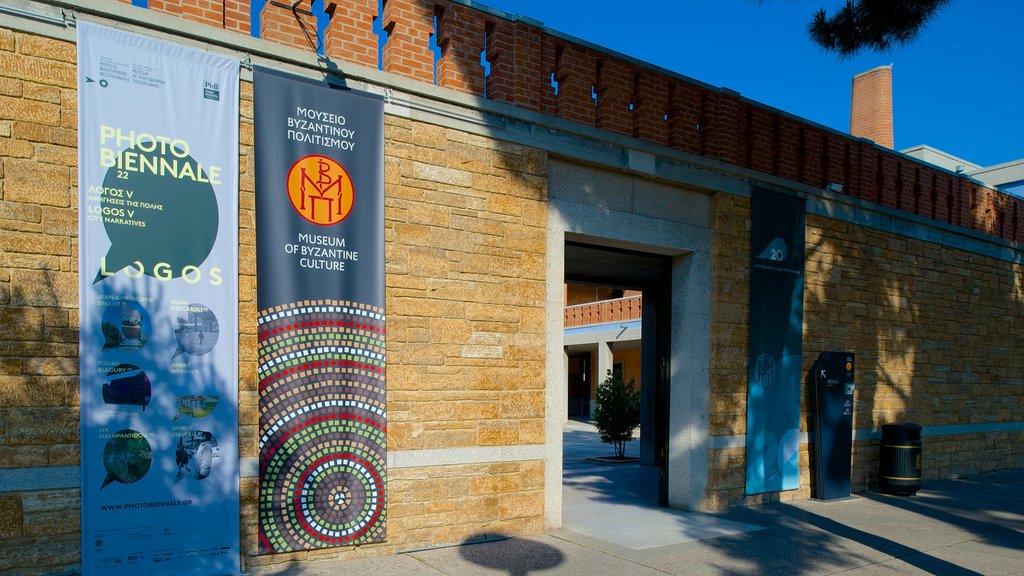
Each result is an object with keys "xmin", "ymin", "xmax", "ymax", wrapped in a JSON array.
[{"xmin": 825, "ymin": 182, "xmax": 844, "ymax": 194}]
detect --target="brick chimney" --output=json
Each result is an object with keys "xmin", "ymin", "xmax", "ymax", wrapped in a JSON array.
[{"xmin": 850, "ymin": 65, "xmax": 893, "ymax": 149}]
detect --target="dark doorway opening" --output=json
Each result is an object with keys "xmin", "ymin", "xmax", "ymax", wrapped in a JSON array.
[
  {"xmin": 563, "ymin": 241, "xmax": 672, "ymax": 506},
  {"xmin": 567, "ymin": 353, "xmax": 591, "ymax": 419}
]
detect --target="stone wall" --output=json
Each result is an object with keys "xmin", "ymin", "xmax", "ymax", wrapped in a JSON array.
[
  {"xmin": 0, "ymin": 24, "xmax": 82, "ymax": 575},
  {"xmin": 2, "ymin": 0, "xmax": 1024, "ymax": 572},
  {"xmin": 706, "ymin": 193, "xmax": 1024, "ymax": 509},
  {"xmin": 706, "ymin": 193, "xmax": 753, "ymax": 509},
  {"xmin": 0, "ymin": 20, "xmax": 548, "ymax": 573},
  {"xmin": 804, "ymin": 214, "xmax": 1024, "ymax": 490}
]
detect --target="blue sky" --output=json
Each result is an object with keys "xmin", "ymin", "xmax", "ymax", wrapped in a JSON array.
[
  {"xmin": 241, "ymin": 0, "xmax": 1020, "ymax": 167},
  {"xmin": 474, "ymin": 0, "xmax": 1021, "ymax": 168}
]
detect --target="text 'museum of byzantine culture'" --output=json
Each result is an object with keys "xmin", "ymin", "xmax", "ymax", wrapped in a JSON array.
[{"xmin": 0, "ymin": 0, "xmax": 1022, "ymax": 574}]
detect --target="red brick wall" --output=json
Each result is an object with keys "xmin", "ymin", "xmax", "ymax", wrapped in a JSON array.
[
  {"xmin": 324, "ymin": 0, "xmax": 377, "ymax": 68},
  {"xmin": 553, "ymin": 43, "xmax": 597, "ymax": 125},
  {"xmin": 594, "ymin": 57, "xmax": 632, "ymax": 136},
  {"xmin": 381, "ymin": 0, "xmax": 434, "ymax": 82},
  {"xmin": 435, "ymin": 3, "xmax": 485, "ymax": 95},
  {"xmin": 260, "ymin": 0, "xmax": 318, "ymax": 52},
  {"xmin": 223, "ymin": 0, "xmax": 249, "ymax": 34},
  {"xmin": 112, "ymin": 1, "xmax": 1024, "ymax": 246},
  {"xmin": 485, "ymin": 20, "xmax": 555, "ymax": 114},
  {"xmin": 634, "ymin": 71, "xmax": 668, "ymax": 144},
  {"xmin": 149, "ymin": 0, "xmax": 225, "ymax": 28}
]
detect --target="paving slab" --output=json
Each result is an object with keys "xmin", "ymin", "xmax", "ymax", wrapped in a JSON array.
[
  {"xmin": 248, "ymin": 554, "xmax": 442, "ymax": 576},
  {"xmin": 411, "ymin": 534, "xmax": 667, "ymax": 576},
  {"xmin": 563, "ymin": 497, "xmax": 763, "ymax": 550},
  {"xmin": 245, "ymin": 423, "xmax": 1024, "ymax": 576},
  {"xmin": 561, "ymin": 424, "xmax": 762, "ymax": 551}
]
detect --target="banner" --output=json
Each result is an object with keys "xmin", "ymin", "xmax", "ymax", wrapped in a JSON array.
[
  {"xmin": 77, "ymin": 22, "xmax": 240, "ymax": 575},
  {"xmin": 254, "ymin": 67, "xmax": 386, "ymax": 554},
  {"xmin": 745, "ymin": 187, "xmax": 805, "ymax": 495}
]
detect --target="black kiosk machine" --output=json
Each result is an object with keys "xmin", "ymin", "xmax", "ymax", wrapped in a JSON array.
[{"xmin": 812, "ymin": 351, "xmax": 855, "ymax": 500}]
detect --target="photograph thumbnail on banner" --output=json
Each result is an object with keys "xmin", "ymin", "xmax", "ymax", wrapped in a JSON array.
[
  {"xmin": 76, "ymin": 21, "xmax": 240, "ymax": 576},
  {"xmin": 253, "ymin": 67, "xmax": 386, "ymax": 554}
]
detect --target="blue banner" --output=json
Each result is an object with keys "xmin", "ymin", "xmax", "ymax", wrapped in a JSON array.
[
  {"xmin": 77, "ymin": 21, "xmax": 240, "ymax": 575},
  {"xmin": 745, "ymin": 187, "xmax": 805, "ymax": 495}
]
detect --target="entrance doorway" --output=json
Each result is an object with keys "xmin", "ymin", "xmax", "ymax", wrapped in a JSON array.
[
  {"xmin": 563, "ymin": 242, "xmax": 671, "ymax": 506},
  {"xmin": 545, "ymin": 158, "xmax": 713, "ymax": 529}
]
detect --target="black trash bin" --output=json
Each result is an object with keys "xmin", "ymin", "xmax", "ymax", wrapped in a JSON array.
[{"xmin": 879, "ymin": 422, "xmax": 922, "ymax": 496}]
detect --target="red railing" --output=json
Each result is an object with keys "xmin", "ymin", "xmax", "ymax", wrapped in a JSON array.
[{"xmin": 564, "ymin": 295, "xmax": 642, "ymax": 328}]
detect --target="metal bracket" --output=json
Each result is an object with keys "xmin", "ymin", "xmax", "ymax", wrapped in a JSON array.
[
  {"xmin": 269, "ymin": 0, "xmax": 314, "ymax": 17},
  {"xmin": 0, "ymin": 2, "xmax": 73, "ymax": 27}
]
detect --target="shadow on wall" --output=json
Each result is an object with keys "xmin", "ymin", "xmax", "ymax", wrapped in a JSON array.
[
  {"xmin": 75, "ymin": 273, "xmax": 245, "ymax": 558},
  {"xmin": 2, "ymin": 270, "xmax": 80, "ymax": 475},
  {"xmin": 804, "ymin": 213, "xmax": 1023, "ymax": 487},
  {"xmin": 1, "ymin": 271, "xmax": 84, "ymax": 572},
  {"xmin": 2, "ymin": 269, "xmax": 234, "ymax": 569},
  {"xmin": 804, "ymin": 220, "xmax": 919, "ymax": 490}
]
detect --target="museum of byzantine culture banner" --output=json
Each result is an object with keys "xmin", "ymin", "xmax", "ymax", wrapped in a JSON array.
[{"xmin": 253, "ymin": 67, "xmax": 386, "ymax": 554}]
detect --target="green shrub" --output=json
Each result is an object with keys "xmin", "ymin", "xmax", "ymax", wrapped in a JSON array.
[{"xmin": 592, "ymin": 369, "xmax": 640, "ymax": 458}]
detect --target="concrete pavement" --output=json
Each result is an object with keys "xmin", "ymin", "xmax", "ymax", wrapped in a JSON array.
[{"xmin": 250, "ymin": 421, "xmax": 1024, "ymax": 575}]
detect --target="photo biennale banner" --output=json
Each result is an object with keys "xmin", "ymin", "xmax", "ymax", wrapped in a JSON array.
[
  {"xmin": 254, "ymin": 67, "xmax": 386, "ymax": 553},
  {"xmin": 77, "ymin": 21, "xmax": 240, "ymax": 575},
  {"xmin": 745, "ymin": 187, "xmax": 806, "ymax": 495}
]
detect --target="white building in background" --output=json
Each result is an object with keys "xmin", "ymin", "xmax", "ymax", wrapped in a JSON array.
[{"xmin": 901, "ymin": 145, "xmax": 1024, "ymax": 198}]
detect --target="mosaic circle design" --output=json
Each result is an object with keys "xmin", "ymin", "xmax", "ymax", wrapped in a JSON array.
[{"xmin": 257, "ymin": 300, "xmax": 386, "ymax": 554}]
